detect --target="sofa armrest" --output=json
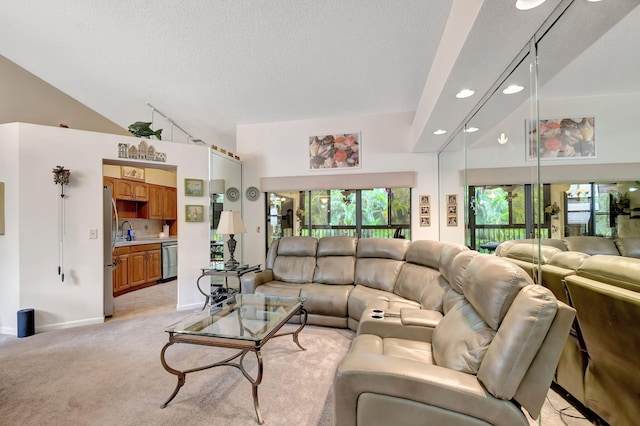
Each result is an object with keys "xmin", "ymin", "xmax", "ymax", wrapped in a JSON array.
[
  {"xmin": 334, "ymin": 347, "xmax": 527, "ymax": 426},
  {"xmin": 240, "ymin": 270, "xmax": 273, "ymax": 294},
  {"xmin": 400, "ymin": 308, "xmax": 442, "ymax": 328},
  {"xmin": 357, "ymin": 312, "xmax": 434, "ymax": 341}
]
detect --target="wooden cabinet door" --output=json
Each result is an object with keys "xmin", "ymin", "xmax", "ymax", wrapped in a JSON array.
[
  {"xmin": 164, "ymin": 187, "xmax": 177, "ymax": 220},
  {"xmin": 147, "ymin": 185, "xmax": 164, "ymax": 220},
  {"xmin": 146, "ymin": 249, "xmax": 162, "ymax": 282},
  {"xmin": 133, "ymin": 183, "xmax": 149, "ymax": 201},
  {"xmin": 115, "ymin": 179, "xmax": 134, "ymax": 200},
  {"xmin": 113, "ymin": 253, "xmax": 130, "ymax": 292},
  {"xmin": 129, "ymin": 251, "xmax": 147, "ymax": 286},
  {"xmin": 103, "ymin": 177, "xmax": 115, "ymax": 201}
]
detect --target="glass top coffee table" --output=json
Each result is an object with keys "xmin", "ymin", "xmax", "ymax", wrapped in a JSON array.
[{"xmin": 160, "ymin": 294, "xmax": 307, "ymax": 424}]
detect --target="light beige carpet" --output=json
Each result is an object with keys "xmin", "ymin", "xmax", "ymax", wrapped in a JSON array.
[{"xmin": 0, "ymin": 311, "xmax": 353, "ymax": 426}]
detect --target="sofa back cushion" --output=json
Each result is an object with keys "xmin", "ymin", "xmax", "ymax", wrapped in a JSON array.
[
  {"xmin": 547, "ymin": 250, "xmax": 590, "ymax": 270},
  {"xmin": 477, "ymin": 285, "xmax": 558, "ymax": 400},
  {"xmin": 576, "ymin": 254, "xmax": 640, "ymax": 292},
  {"xmin": 463, "ymin": 255, "xmax": 533, "ymax": 330},
  {"xmin": 614, "ymin": 237, "xmax": 640, "ymax": 258},
  {"xmin": 313, "ymin": 236, "xmax": 357, "ymax": 285},
  {"xmin": 354, "ymin": 239, "xmax": 409, "ymax": 292},
  {"xmin": 272, "ymin": 236, "xmax": 318, "ymax": 283},
  {"xmin": 394, "ymin": 263, "xmax": 442, "ymax": 308},
  {"xmin": 500, "ymin": 243, "xmax": 562, "ymax": 265},
  {"xmin": 563, "ymin": 236, "xmax": 619, "ymax": 255},
  {"xmin": 432, "ymin": 300, "xmax": 495, "ymax": 374}
]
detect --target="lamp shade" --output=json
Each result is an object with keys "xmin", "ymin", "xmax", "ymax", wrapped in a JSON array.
[{"xmin": 216, "ymin": 210, "xmax": 246, "ymax": 235}]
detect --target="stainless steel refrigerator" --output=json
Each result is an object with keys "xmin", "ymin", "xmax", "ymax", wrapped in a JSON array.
[{"xmin": 103, "ymin": 186, "xmax": 117, "ymax": 317}]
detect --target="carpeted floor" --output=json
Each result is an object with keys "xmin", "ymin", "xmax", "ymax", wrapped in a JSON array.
[{"xmin": 0, "ymin": 311, "xmax": 353, "ymax": 426}]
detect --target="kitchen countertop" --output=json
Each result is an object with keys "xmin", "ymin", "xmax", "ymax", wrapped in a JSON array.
[{"xmin": 115, "ymin": 237, "xmax": 178, "ymax": 247}]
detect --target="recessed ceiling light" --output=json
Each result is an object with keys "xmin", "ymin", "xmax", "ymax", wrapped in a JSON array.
[
  {"xmin": 498, "ymin": 133, "xmax": 509, "ymax": 144},
  {"xmin": 516, "ymin": 0, "xmax": 547, "ymax": 11},
  {"xmin": 502, "ymin": 84, "xmax": 524, "ymax": 95},
  {"xmin": 587, "ymin": 0, "xmax": 603, "ymax": 2},
  {"xmin": 456, "ymin": 89, "xmax": 475, "ymax": 99},
  {"xmin": 464, "ymin": 127, "xmax": 479, "ymax": 133},
  {"xmin": 433, "ymin": 129, "xmax": 447, "ymax": 135}
]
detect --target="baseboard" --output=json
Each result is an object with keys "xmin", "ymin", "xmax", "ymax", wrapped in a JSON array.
[
  {"xmin": 177, "ymin": 301, "xmax": 202, "ymax": 311},
  {"xmin": 0, "ymin": 326, "xmax": 17, "ymax": 336},
  {"xmin": 36, "ymin": 316, "xmax": 105, "ymax": 333}
]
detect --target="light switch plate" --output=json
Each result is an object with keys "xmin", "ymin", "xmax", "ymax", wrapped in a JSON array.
[{"xmin": 89, "ymin": 228, "xmax": 98, "ymax": 239}]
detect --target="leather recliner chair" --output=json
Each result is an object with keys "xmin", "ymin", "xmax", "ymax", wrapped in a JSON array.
[{"xmin": 334, "ymin": 254, "xmax": 575, "ymax": 426}]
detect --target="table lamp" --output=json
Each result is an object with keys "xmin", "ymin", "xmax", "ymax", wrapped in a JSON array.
[{"xmin": 216, "ymin": 210, "xmax": 247, "ymax": 269}]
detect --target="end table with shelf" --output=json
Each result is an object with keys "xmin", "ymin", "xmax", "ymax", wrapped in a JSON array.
[{"xmin": 196, "ymin": 264, "xmax": 261, "ymax": 309}]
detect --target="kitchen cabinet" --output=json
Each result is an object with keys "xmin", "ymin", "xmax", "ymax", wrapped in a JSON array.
[
  {"xmin": 144, "ymin": 185, "xmax": 177, "ymax": 220},
  {"xmin": 115, "ymin": 179, "xmax": 149, "ymax": 201},
  {"xmin": 112, "ymin": 246, "xmax": 130, "ymax": 293},
  {"xmin": 113, "ymin": 243, "xmax": 161, "ymax": 296}
]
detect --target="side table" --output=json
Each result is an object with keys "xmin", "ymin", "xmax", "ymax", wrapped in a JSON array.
[{"xmin": 196, "ymin": 264, "xmax": 261, "ymax": 309}]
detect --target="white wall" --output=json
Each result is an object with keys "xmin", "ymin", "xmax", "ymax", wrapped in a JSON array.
[
  {"xmin": 0, "ymin": 123, "xmax": 210, "ymax": 334},
  {"xmin": 237, "ymin": 111, "xmax": 438, "ymax": 265}
]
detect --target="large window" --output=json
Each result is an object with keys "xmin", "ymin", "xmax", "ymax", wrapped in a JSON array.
[
  {"xmin": 266, "ymin": 188, "xmax": 411, "ymax": 248},
  {"xmin": 468, "ymin": 184, "xmax": 551, "ymax": 250}
]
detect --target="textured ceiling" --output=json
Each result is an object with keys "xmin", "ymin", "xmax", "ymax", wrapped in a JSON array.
[
  {"xmin": 1, "ymin": 1, "xmax": 636, "ymax": 152},
  {"xmin": 0, "ymin": 0, "xmax": 451, "ymax": 147}
]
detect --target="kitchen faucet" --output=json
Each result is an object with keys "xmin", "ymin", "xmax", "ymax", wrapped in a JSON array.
[{"xmin": 120, "ymin": 220, "xmax": 134, "ymax": 240}]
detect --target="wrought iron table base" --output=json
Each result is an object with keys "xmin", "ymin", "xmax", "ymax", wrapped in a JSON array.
[{"xmin": 160, "ymin": 308, "xmax": 307, "ymax": 424}]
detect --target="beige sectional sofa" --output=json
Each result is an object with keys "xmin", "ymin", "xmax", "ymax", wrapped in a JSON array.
[
  {"xmin": 496, "ymin": 237, "xmax": 640, "ymax": 426},
  {"xmin": 241, "ymin": 236, "xmax": 575, "ymax": 425}
]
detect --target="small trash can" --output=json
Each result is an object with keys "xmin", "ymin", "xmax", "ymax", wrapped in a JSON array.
[{"xmin": 17, "ymin": 308, "xmax": 35, "ymax": 338}]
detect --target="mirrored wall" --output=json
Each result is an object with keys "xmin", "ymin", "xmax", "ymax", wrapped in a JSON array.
[
  {"xmin": 209, "ymin": 149, "xmax": 243, "ymax": 265},
  {"xmin": 439, "ymin": 0, "xmax": 640, "ymax": 249}
]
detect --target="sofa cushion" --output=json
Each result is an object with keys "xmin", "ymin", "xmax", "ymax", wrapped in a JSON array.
[
  {"xmin": 316, "ymin": 236, "xmax": 357, "ymax": 256},
  {"xmin": 563, "ymin": 236, "xmax": 619, "ymax": 255},
  {"xmin": 273, "ymin": 256, "xmax": 316, "ymax": 283},
  {"xmin": 463, "ymin": 255, "xmax": 532, "ymax": 330},
  {"xmin": 277, "ymin": 236, "xmax": 318, "ymax": 256},
  {"xmin": 356, "ymin": 238, "xmax": 409, "ymax": 260},
  {"xmin": 576, "ymin": 254, "xmax": 640, "ymax": 292},
  {"xmin": 300, "ymin": 283, "xmax": 352, "ymax": 317},
  {"xmin": 313, "ymin": 236, "xmax": 357, "ymax": 285},
  {"xmin": 547, "ymin": 251, "xmax": 590, "ymax": 270},
  {"xmin": 614, "ymin": 237, "xmax": 640, "ymax": 258},
  {"xmin": 254, "ymin": 281, "xmax": 303, "ymax": 297},
  {"xmin": 405, "ymin": 240, "xmax": 443, "ymax": 269},
  {"xmin": 314, "ymin": 256, "xmax": 356, "ymax": 285},
  {"xmin": 355, "ymin": 258, "xmax": 404, "ymax": 292},
  {"xmin": 478, "ymin": 285, "xmax": 558, "ymax": 400},
  {"xmin": 394, "ymin": 263, "xmax": 441, "ymax": 307},
  {"xmin": 501, "ymin": 243, "xmax": 562, "ymax": 264},
  {"xmin": 432, "ymin": 300, "xmax": 495, "ymax": 374},
  {"xmin": 443, "ymin": 250, "xmax": 479, "ymax": 295}
]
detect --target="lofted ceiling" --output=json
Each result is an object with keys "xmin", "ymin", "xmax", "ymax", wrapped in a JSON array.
[{"xmin": 2, "ymin": 0, "xmax": 631, "ymax": 153}]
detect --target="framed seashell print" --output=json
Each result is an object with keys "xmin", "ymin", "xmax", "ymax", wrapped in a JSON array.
[
  {"xmin": 526, "ymin": 117, "xmax": 595, "ymax": 160},
  {"xmin": 309, "ymin": 132, "xmax": 361, "ymax": 170}
]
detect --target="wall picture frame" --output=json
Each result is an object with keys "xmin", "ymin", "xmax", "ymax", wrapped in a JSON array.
[
  {"xmin": 121, "ymin": 166, "xmax": 145, "ymax": 181},
  {"xmin": 309, "ymin": 132, "xmax": 360, "ymax": 170},
  {"xmin": 185, "ymin": 205, "xmax": 205, "ymax": 222},
  {"xmin": 185, "ymin": 178, "xmax": 204, "ymax": 196}
]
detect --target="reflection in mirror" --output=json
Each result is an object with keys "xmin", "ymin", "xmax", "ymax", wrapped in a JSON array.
[
  {"xmin": 209, "ymin": 150, "xmax": 243, "ymax": 264},
  {"xmin": 537, "ymin": 1, "xmax": 640, "ymax": 239}
]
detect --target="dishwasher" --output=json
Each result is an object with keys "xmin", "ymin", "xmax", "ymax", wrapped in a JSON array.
[{"xmin": 161, "ymin": 242, "xmax": 178, "ymax": 281}]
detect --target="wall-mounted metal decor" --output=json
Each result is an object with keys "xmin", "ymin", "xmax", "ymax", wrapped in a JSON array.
[{"xmin": 53, "ymin": 165, "xmax": 71, "ymax": 282}]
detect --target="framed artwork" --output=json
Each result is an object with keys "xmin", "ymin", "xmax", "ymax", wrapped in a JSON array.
[
  {"xmin": 185, "ymin": 205, "xmax": 205, "ymax": 222},
  {"xmin": 448, "ymin": 205, "xmax": 457, "ymax": 214},
  {"xmin": 447, "ymin": 194, "xmax": 457, "ymax": 205},
  {"xmin": 447, "ymin": 215, "xmax": 458, "ymax": 227},
  {"xmin": 184, "ymin": 178, "xmax": 204, "ymax": 196},
  {"xmin": 527, "ymin": 117, "xmax": 595, "ymax": 160},
  {"xmin": 121, "ymin": 166, "xmax": 145, "ymax": 181},
  {"xmin": 420, "ymin": 216, "xmax": 430, "ymax": 227},
  {"xmin": 309, "ymin": 132, "xmax": 360, "ymax": 170},
  {"xmin": 419, "ymin": 195, "xmax": 430, "ymax": 205},
  {"xmin": 420, "ymin": 206, "xmax": 430, "ymax": 215}
]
